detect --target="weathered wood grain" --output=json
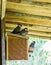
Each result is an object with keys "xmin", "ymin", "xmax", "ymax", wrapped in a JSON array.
[
  {"xmin": 6, "ymin": 28, "xmax": 51, "ymax": 37},
  {"xmin": 5, "ymin": 23, "xmax": 51, "ymax": 32},
  {"xmin": 5, "ymin": 15, "xmax": 51, "ymax": 27},
  {"xmin": 5, "ymin": 1, "xmax": 51, "ymax": 39},
  {"xmin": 6, "ymin": 33, "xmax": 28, "ymax": 60},
  {"xmin": 32, "ymin": 0, "xmax": 51, "ymax": 3},
  {"xmin": 6, "ymin": 2, "xmax": 51, "ymax": 17}
]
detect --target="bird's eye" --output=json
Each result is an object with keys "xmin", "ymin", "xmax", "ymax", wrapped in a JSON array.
[{"xmin": 29, "ymin": 54, "xmax": 31, "ymax": 57}]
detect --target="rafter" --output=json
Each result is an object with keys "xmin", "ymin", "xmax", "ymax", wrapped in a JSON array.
[{"xmin": 5, "ymin": 15, "xmax": 51, "ymax": 27}]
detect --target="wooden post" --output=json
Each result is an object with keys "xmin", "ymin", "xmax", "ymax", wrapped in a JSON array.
[{"xmin": 1, "ymin": 0, "xmax": 7, "ymax": 65}]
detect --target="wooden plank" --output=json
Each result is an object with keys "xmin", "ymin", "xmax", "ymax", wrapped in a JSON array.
[
  {"xmin": 32, "ymin": 0, "xmax": 51, "ymax": 3},
  {"xmin": 5, "ymin": 30, "xmax": 51, "ymax": 40},
  {"xmin": 0, "ymin": 0, "xmax": 1, "ymax": 7},
  {"xmin": 5, "ymin": 23, "xmax": 51, "ymax": 32},
  {"xmin": 6, "ymin": 29, "xmax": 51, "ymax": 37},
  {"xmin": 28, "ymin": 31, "xmax": 51, "ymax": 37},
  {"xmin": 6, "ymin": 2, "xmax": 51, "ymax": 17},
  {"xmin": 28, "ymin": 34, "xmax": 51, "ymax": 40},
  {"xmin": 6, "ymin": 29, "xmax": 13, "ymax": 32},
  {"xmin": 5, "ymin": 15, "xmax": 51, "ymax": 27},
  {"xmin": 2, "ymin": 0, "xmax": 7, "ymax": 19},
  {"xmin": 5, "ymin": 30, "xmax": 51, "ymax": 39}
]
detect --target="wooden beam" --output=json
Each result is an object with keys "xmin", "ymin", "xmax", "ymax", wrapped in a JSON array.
[
  {"xmin": 6, "ymin": 2, "xmax": 51, "ymax": 17},
  {"xmin": 5, "ymin": 15, "xmax": 51, "ymax": 27},
  {"xmin": 5, "ymin": 29, "xmax": 51, "ymax": 37},
  {"xmin": 0, "ymin": 0, "xmax": 1, "ymax": 8},
  {"xmin": 5, "ymin": 29, "xmax": 51, "ymax": 39},
  {"xmin": 1, "ymin": 0, "xmax": 7, "ymax": 19},
  {"xmin": 28, "ymin": 31, "xmax": 51, "ymax": 37},
  {"xmin": 6, "ymin": 32, "xmax": 51, "ymax": 40},
  {"xmin": 32, "ymin": 0, "xmax": 51, "ymax": 3},
  {"xmin": 5, "ymin": 23, "xmax": 51, "ymax": 32},
  {"xmin": 28, "ymin": 34, "xmax": 51, "ymax": 40},
  {"xmin": 5, "ymin": 29, "xmax": 13, "ymax": 32}
]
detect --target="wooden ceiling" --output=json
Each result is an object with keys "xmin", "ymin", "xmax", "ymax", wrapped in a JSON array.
[
  {"xmin": 32, "ymin": 0, "xmax": 51, "ymax": 3},
  {"xmin": 6, "ymin": 2, "xmax": 51, "ymax": 17},
  {"xmin": 5, "ymin": 1, "xmax": 51, "ymax": 39}
]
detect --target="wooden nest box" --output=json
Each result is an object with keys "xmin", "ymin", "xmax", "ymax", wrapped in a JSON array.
[{"xmin": 6, "ymin": 33, "xmax": 29, "ymax": 60}]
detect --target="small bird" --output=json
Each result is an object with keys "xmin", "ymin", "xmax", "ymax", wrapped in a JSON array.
[
  {"xmin": 29, "ymin": 41, "xmax": 35, "ymax": 48},
  {"xmin": 11, "ymin": 24, "xmax": 22, "ymax": 34},
  {"xmin": 19, "ymin": 28, "xmax": 28, "ymax": 36},
  {"xmin": 28, "ymin": 41, "xmax": 35, "ymax": 52}
]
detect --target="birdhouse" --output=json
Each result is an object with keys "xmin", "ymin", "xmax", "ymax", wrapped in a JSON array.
[{"xmin": 6, "ymin": 33, "xmax": 29, "ymax": 60}]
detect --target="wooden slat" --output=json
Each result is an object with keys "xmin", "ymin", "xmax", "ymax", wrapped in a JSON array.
[
  {"xmin": 32, "ymin": 0, "xmax": 51, "ymax": 3},
  {"xmin": 0, "ymin": 0, "xmax": 1, "ymax": 5},
  {"xmin": 5, "ymin": 15, "xmax": 51, "ymax": 27},
  {"xmin": 5, "ymin": 31, "xmax": 51, "ymax": 40},
  {"xmin": 2, "ymin": 0, "xmax": 7, "ymax": 19},
  {"xmin": 5, "ymin": 23, "xmax": 51, "ymax": 32},
  {"xmin": 28, "ymin": 31, "xmax": 51, "ymax": 37},
  {"xmin": 28, "ymin": 34, "xmax": 51, "ymax": 40},
  {"xmin": 6, "ymin": 29, "xmax": 13, "ymax": 32},
  {"xmin": 6, "ymin": 2, "xmax": 51, "ymax": 17},
  {"xmin": 5, "ymin": 29, "xmax": 51, "ymax": 39},
  {"xmin": 6, "ymin": 29, "xmax": 51, "ymax": 37}
]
